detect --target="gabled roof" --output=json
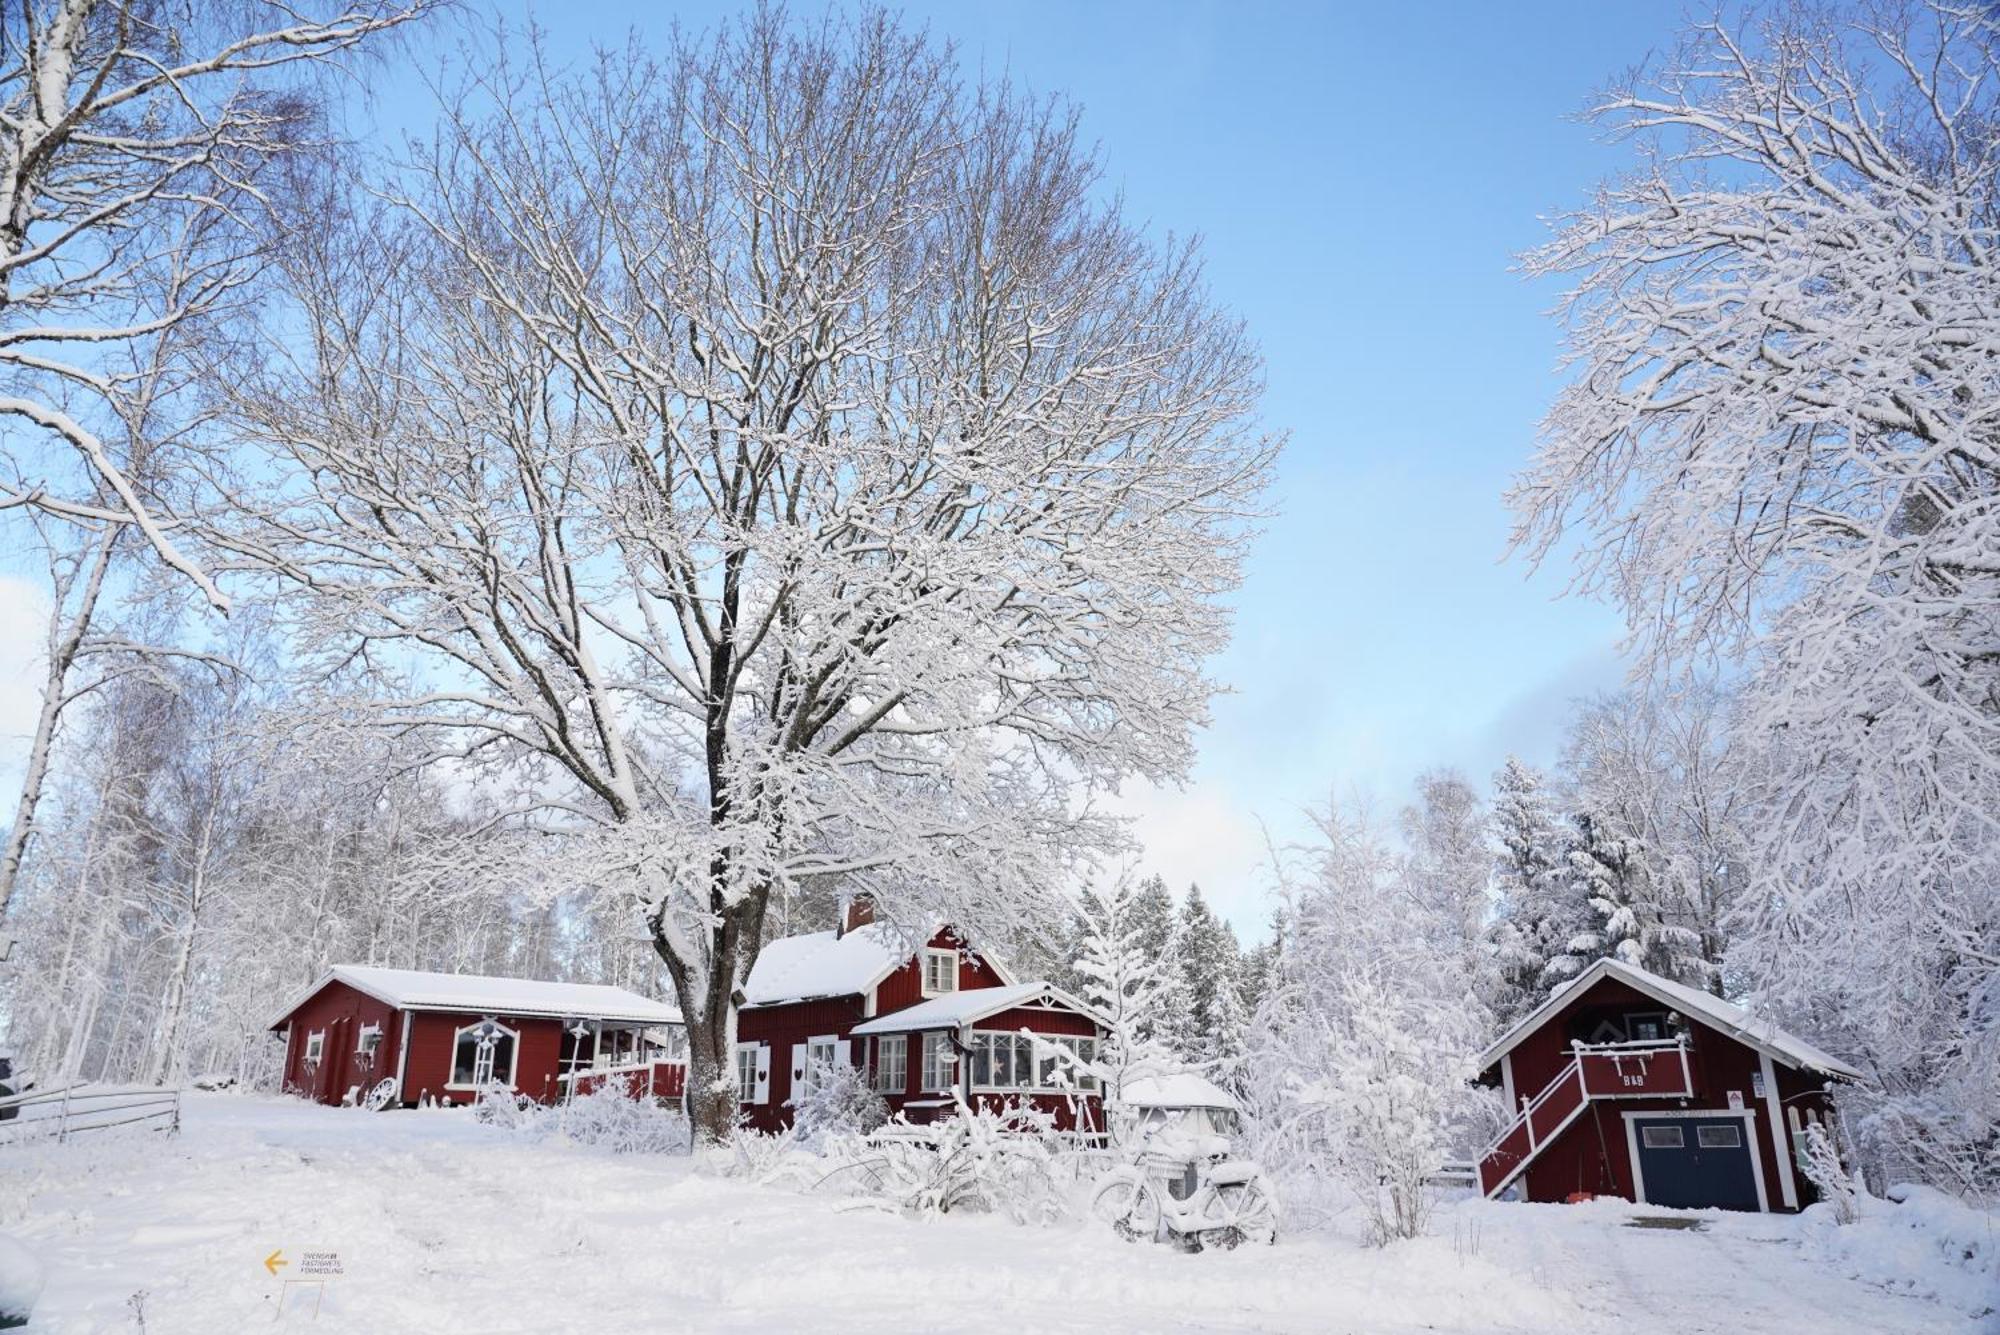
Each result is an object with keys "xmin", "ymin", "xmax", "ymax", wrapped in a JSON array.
[
  {"xmin": 741, "ymin": 922, "xmax": 1018, "ymax": 1008},
  {"xmin": 269, "ymin": 966, "xmax": 683, "ymax": 1031},
  {"xmin": 849, "ymin": 981, "xmax": 1108, "ymax": 1035},
  {"xmin": 1478, "ymin": 957, "xmax": 1863, "ymax": 1081}
]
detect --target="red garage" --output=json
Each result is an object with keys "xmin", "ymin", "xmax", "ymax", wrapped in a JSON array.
[
  {"xmin": 269, "ymin": 965, "xmax": 686, "ymax": 1108},
  {"xmin": 1475, "ymin": 958, "xmax": 1861, "ymax": 1212}
]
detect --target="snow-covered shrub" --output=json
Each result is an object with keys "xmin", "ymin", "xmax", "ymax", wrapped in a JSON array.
[
  {"xmin": 720, "ymin": 1125, "xmax": 812, "ymax": 1186},
  {"xmin": 555, "ymin": 1084, "xmax": 691, "ymax": 1156},
  {"xmin": 1799, "ymin": 1122, "xmax": 1862, "ymax": 1225},
  {"xmin": 469, "ymin": 1087, "xmax": 540, "ymax": 1132},
  {"xmin": 838, "ymin": 1100, "xmax": 1071, "ymax": 1225},
  {"xmin": 787, "ymin": 1058, "xmax": 887, "ymax": 1147}
]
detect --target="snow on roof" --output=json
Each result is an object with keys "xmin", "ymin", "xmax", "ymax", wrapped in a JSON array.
[
  {"xmin": 849, "ymin": 981, "xmax": 1108, "ymax": 1035},
  {"xmin": 741, "ymin": 924, "xmax": 914, "ymax": 1007},
  {"xmin": 1479, "ymin": 957, "xmax": 1863, "ymax": 1081},
  {"xmin": 270, "ymin": 966, "xmax": 683, "ymax": 1030},
  {"xmin": 1116, "ymin": 1073, "xmax": 1240, "ymax": 1111}
]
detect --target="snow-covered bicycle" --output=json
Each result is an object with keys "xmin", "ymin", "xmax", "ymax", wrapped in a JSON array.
[{"xmin": 1090, "ymin": 1127, "xmax": 1278, "ymax": 1250}]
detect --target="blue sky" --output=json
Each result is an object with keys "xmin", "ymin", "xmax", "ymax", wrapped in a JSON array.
[{"xmin": 0, "ymin": 2, "xmax": 1688, "ymax": 937}]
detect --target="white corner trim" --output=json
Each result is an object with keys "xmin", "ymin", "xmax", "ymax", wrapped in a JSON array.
[
  {"xmin": 1760, "ymin": 1052, "xmax": 1799, "ymax": 1209},
  {"xmin": 1622, "ymin": 1108, "xmax": 1769, "ymax": 1213},
  {"xmin": 393, "ymin": 1009, "xmax": 413, "ymax": 1103},
  {"xmin": 1500, "ymin": 1053, "xmax": 1516, "ymax": 1111}
]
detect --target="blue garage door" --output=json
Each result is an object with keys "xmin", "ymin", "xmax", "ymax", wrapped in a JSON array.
[{"xmin": 1634, "ymin": 1116, "xmax": 1760, "ymax": 1211}]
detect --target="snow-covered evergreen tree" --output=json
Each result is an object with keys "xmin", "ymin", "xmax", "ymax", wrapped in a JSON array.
[
  {"xmin": 1178, "ymin": 885, "xmax": 1248, "ymax": 1068},
  {"xmin": 1551, "ymin": 811, "xmax": 1705, "ymax": 985},
  {"xmin": 1073, "ymin": 875, "xmax": 1178, "ymax": 1107},
  {"xmin": 1125, "ymin": 875, "xmax": 1193, "ymax": 1055},
  {"xmin": 1483, "ymin": 758, "xmax": 1582, "ymax": 1022}
]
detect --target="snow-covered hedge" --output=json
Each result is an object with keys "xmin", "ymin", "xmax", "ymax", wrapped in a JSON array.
[{"xmin": 1800, "ymin": 1183, "xmax": 1998, "ymax": 1322}]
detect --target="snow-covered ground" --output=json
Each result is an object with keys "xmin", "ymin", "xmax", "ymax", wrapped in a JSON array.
[{"xmin": 0, "ymin": 1093, "xmax": 1985, "ymax": 1333}]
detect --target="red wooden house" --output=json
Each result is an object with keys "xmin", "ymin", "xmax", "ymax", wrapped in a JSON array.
[
  {"xmin": 735, "ymin": 900, "xmax": 1109, "ymax": 1134},
  {"xmin": 269, "ymin": 966, "xmax": 687, "ymax": 1108},
  {"xmin": 1475, "ymin": 958, "xmax": 1861, "ymax": 1212}
]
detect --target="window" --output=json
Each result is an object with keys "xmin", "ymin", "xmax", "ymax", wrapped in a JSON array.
[
  {"xmin": 1641, "ymin": 1125, "xmax": 1685, "ymax": 1149},
  {"xmin": 736, "ymin": 1045, "xmax": 761, "ymax": 1103},
  {"xmin": 968, "ymin": 1033, "xmax": 1099, "ymax": 1092},
  {"xmin": 355, "ymin": 1023, "xmax": 383, "ymax": 1058},
  {"xmin": 922, "ymin": 948, "xmax": 958, "ymax": 996},
  {"xmin": 1697, "ymin": 1124, "xmax": 1742, "ymax": 1149},
  {"xmin": 873, "ymin": 1036, "xmax": 907, "ymax": 1094},
  {"xmin": 449, "ymin": 1020, "xmax": 519, "ymax": 1089},
  {"xmin": 1628, "ymin": 1012, "xmax": 1671, "ymax": 1042},
  {"xmin": 303, "ymin": 1030, "xmax": 325, "ymax": 1066},
  {"xmin": 796, "ymin": 1036, "xmax": 837, "ymax": 1098},
  {"xmin": 921, "ymin": 1031, "xmax": 956, "ymax": 1090}
]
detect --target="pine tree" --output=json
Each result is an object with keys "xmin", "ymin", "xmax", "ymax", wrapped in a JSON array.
[
  {"xmin": 1551, "ymin": 810, "xmax": 1707, "ymax": 985},
  {"xmin": 1178, "ymin": 884, "xmax": 1248, "ymax": 1067},
  {"xmin": 1484, "ymin": 758, "xmax": 1583, "ymax": 1021},
  {"xmin": 1126, "ymin": 874, "xmax": 1192, "ymax": 1054}
]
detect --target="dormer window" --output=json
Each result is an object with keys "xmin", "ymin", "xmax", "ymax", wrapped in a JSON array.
[{"xmin": 923, "ymin": 948, "xmax": 958, "ymax": 996}]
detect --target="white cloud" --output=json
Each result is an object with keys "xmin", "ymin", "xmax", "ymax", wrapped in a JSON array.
[{"xmin": 1105, "ymin": 778, "xmax": 1282, "ymax": 943}]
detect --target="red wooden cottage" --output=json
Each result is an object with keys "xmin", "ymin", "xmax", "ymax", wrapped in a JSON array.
[
  {"xmin": 1475, "ymin": 958, "xmax": 1861, "ymax": 1212},
  {"xmin": 735, "ymin": 899, "xmax": 1109, "ymax": 1134},
  {"xmin": 269, "ymin": 966, "xmax": 687, "ymax": 1108}
]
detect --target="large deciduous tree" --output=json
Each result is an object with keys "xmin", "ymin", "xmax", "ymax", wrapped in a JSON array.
[
  {"xmin": 1513, "ymin": 3, "xmax": 2000, "ymax": 1188},
  {"xmin": 217, "ymin": 12, "xmax": 1277, "ymax": 1140}
]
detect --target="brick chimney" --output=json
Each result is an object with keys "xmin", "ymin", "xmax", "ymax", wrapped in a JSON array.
[{"xmin": 840, "ymin": 893, "xmax": 876, "ymax": 937}]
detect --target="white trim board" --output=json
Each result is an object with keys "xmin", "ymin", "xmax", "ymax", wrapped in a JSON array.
[{"xmin": 1621, "ymin": 1108, "xmax": 1770, "ymax": 1213}]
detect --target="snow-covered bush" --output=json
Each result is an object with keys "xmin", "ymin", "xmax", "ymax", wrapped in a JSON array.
[
  {"xmin": 787, "ymin": 1058, "xmax": 888, "ymax": 1147},
  {"xmin": 720, "ymin": 1125, "xmax": 812, "ymax": 1187},
  {"xmin": 851, "ymin": 1100, "xmax": 1070, "ymax": 1224},
  {"xmin": 471, "ymin": 1084, "xmax": 690, "ymax": 1156},
  {"xmin": 1799, "ymin": 1122, "xmax": 1862, "ymax": 1226},
  {"xmin": 554, "ymin": 1084, "xmax": 691, "ymax": 1156}
]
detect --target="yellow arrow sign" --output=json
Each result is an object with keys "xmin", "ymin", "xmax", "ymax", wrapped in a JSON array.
[{"xmin": 264, "ymin": 1249, "xmax": 287, "ymax": 1277}]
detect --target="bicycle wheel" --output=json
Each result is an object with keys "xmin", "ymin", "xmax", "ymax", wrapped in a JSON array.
[
  {"xmin": 1091, "ymin": 1172, "xmax": 1163, "ymax": 1243},
  {"xmin": 1206, "ymin": 1179, "xmax": 1278, "ymax": 1249}
]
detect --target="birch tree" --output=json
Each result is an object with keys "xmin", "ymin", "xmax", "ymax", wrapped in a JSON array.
[
  {"xmin": 1514, "ymin": 2, "xmax": 2000, "ymax": 1187},
  {"xmin": 215, "ymin": 12, "xmax": 1278, "ymax": 1140},
  {"xmin": 0, "ymin": 0, "xmax": 431, "ymax": 928}
]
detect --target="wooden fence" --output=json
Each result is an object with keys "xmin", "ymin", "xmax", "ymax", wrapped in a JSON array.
[{"xmin": 0, "ymin": 1083, "xmax": 182, "ymax": 1146}]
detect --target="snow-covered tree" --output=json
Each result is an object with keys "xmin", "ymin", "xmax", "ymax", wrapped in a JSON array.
[
  {"xmin": 0, "ymin": 0, "xmax": 434, "ymax": 935},
  {"xmin": 211, "ymin": 12, "xmax": 1277, "ymax": 1141},
  {"xmin": 1548, "ymin": 810, "xmax": 1704, "ymax": 986},
  {"xmin": 1483, "ymin": 758, "xmax": 1579, "ymax": 1022},
  {"xmin": 1073, "ymin": 874, "xmax": 1179, "ymax": 1108},
  {"xmin": 1178, "ymin": 884, "xmax": 1247, "ymax": 1068},
  {"xmin": 1398, "ymin": 768, "xmax": 1489, "ymax": 952},
  {"xmin": 1512, "ymin": 2, "xmax": 2000, "ymax": 1188},
  {"xmin": 1245, "ymin": 795, "xmax": 1486, "ymax": 1242}
]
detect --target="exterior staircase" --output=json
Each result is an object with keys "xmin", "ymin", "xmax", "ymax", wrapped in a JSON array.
[{"xmin": 1477, "ymin": 1039, "xmax": 1693, "ymax": 1198}]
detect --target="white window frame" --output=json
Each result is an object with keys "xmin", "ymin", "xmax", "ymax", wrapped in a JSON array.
[
  {"xmin": 735, "ymin": 1042, "xmax": 770, "ymax": 1105},
  {"xmin": 921, "ymin": 1031, "xmax": 957, "ymax": 1091},
  {"xmin": 873, "ymin": 1035, "xmax": 907, "ymax": 1094},
  {"xmin": 968, "ymin": 1032, "xmax": 1099, "ymax": 1093},
  {"xmin": 446, "ymin": 1019, "xmax": 521, "ymax": 1091},
  {"xmin": 355, "ymin": 1022, "xmax": 383, "ymax": 1057},
  {"xmin": 922, "ymin": 948, "xmax": 959, "ymax": 997},
  {"xmin": 303, "ymin": 1029, "xmax": 325, "ymax": 1066}
]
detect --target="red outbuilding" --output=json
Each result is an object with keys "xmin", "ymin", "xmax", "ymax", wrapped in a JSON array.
[
  {"xmin": 268, "ymin": 966, "xmax": 686, "ymax": 1109},
  {"xmin": 734, "ymin": 898, "xmax": 1109, "ymax": 1135},
  {"xmin": 1475, "ymin": 958, "xmax": 1862, "ymax": 1212}
]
